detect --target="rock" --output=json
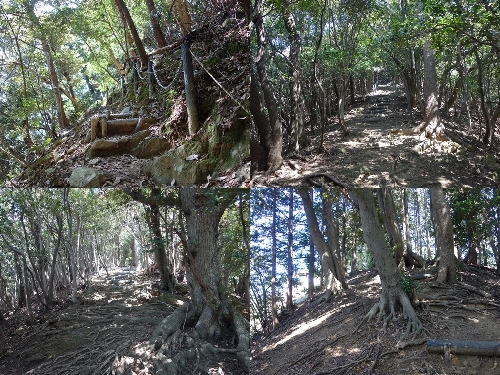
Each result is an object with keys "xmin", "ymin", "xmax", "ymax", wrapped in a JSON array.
[
  {"xmin": 68, "ymin": 167, "xmax": 105, "ymax": 188},
  {"xmin": 44, "ymin": 167, "xmax": 55, "ymax": 175},
  {"xmin": 121, "ymin": 106, "xmax": 131, "ymax": 114},
  {"xmin": 142, "ymin": 144, "xmax": 214, "ymax": 186},
  {"xmin": 132, "ymin": 137, "xmax": 170, "ymax": 158}
]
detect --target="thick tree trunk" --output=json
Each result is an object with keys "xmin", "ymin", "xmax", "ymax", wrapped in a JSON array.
[
  {"xmin": 352, "ymin": 189, "xmax": 422, "ymax": 336},
  {"xmin": 253, "ymin": 2, "xmax": 283, "ymax": 172},
  {"xmin": 298, "ymin": 189, "xmax": 347, "ymax": 303},
  {"xmin": 430, "ymin": 188, "xmax": 456, "ymax": 284},
  {"xmin": 282, "ymin": 1, "xmax": 305, "ymax": 152}
]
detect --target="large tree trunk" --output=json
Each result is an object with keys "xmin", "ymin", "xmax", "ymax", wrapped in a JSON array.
[
  {"xmin": 297, "ymin": 188, "xmax": 347, "ymax": 304},
  {"xmin": 351, "ymin": 189, "xmax": 422, "ymax": 336},
  {"xmin": 282, "ymin": 1, "xmax": 305, "ymax": 152},
  {"xmin": 252, "ymin": 1, "xmax": 283, "ymax": 172},
  {"xmin": 430, "ymin": 188, "xmax": 457, "ymax": 284}
]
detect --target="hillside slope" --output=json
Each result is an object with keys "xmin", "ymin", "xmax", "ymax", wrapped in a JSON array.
[
  {"xmin": 10, "ymin": 14, "xmax": 249, "ymax": 188},
  {"xmin": 251, "ymin": 265, "xmax": 500, "ymax": 375}
]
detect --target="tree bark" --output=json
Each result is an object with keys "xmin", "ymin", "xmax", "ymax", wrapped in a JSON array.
[
  {"xmin": 282, "ymin": 0, "xmax": 305, "ymax": 152},
  {"xmin": 113, "ymin": 0, "xmax": 149, "ymax": 69},
  {"xmin": 287, "ymin": 188, "xmax": 294, "ymax": 311},
  {"xmin": 252, "ymin": 1, "xmax": 283, "ymax": 172},
  {"xmin": 23, "ymin": 0, "xmax": 70, "ymax": 129},
  {"xmin": 430, "ymin": 188, "xmax": 456, "ymax": 284},
  {"xmin": 351, "ymin": 189, "xmax": 422, "ymax": 336},
  {"xmin": 271, "ymin": 188, "xmax": 279, "ymax": 328},
  {"xmin": 145, "ymin": 0, "xmax": 167, "ymax": 48},
  {"xmin": 297, "ymin": 188, "xmax": 347, "ymax": 304},
  {"xmin": 181, "ymin": 41, "xmax": 199, "ymax": 136},
  {"xmin": 377, "ymin": 189, "xmax": 404, "ymax": 266}
]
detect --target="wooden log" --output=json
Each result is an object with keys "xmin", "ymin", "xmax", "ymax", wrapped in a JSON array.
[
  {"xmin": 91, "ymin": 117, "xmax": 99, "ymax": 141},
  {"xmin": 109, "ymin": 112, "xmax": 136, "ymax": 119},
  {"xmin": 410, "ymin": 274, "xmax": 433, "ymax": 280},
  {"xmin": 427, "ymin": 339, "xmax": 500, "ymax": 356},
  {"xmin": 106, "ymin": 118, "xmax": 156, "ymax": 134},
  {"xmin": 101, "ymin": 117, "xmax": 107, "ymax": 138}
]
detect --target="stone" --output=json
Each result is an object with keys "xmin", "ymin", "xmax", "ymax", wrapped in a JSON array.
[
  {"xmin": 142, "ymin": 144, "xmax": 214, "ymax": 186},
  {"xmin": 68, "ymin": 167, "xmax": 104, "ymax": 188},
  {"xmin": 132, "ymin": 137, "xmax": 170, "ymax": 158}
]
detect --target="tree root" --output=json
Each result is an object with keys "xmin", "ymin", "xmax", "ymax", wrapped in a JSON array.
[{"xmin": 355, "ymin": 290, "xmax": 423, "ymax": 338}]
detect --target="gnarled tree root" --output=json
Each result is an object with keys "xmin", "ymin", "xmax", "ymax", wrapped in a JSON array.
[
  {"xmin": 356, "ymin": 290, "xmax": 423, "ymax": 338},
  {"xmin": 149, "ymin": 302, "xmax": 249, "ymax": 374}
]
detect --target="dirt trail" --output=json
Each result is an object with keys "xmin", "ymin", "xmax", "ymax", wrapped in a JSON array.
[
  {"xmin": 0, "ymin": 267, "xmax": 185, "ymax": 375},
  {"xmin": 252, "ymin": 84, "xmax": 500, "ymax": 188},
  {"xmin": 251, "ymin": 266, "xmax": 500, "ymax": 375}
]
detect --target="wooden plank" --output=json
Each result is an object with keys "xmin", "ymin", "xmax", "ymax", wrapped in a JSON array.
[
  {"xmin": 91, "ymin": 117, "xmax": 99, "ymax": 141},
  {"xmin": 109, "ymin": 113, "xmax": 136, "ymax": 119},
  {"xmin": 427, "ymin": 339, "xmax": 500, "ymax": 356},
  {"xmin": 101, "ymin": 117, "xmax": 107, "ymax": 138}
]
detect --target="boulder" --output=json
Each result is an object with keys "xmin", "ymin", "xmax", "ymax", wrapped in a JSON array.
[
  {"xmin": 68, "ymin": 167, "xmax": 105, "ymax": 187},
  {"xmin": 132, "ymin": 137, "xmax": 170, "ymax": 158},
  {"xmin": 142, "ymin": 144, "xmax": 214, "ymax": 185}
]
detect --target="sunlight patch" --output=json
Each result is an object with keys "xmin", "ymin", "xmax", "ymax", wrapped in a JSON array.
[{"xmin": 263, "ymin": 311, "xmax": 335, "ymax": 351}]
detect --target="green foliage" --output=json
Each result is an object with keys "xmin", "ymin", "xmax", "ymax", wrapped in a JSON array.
[{"xmin": 398, "ymin": 272, "xmax": 421, "ymax": 299}]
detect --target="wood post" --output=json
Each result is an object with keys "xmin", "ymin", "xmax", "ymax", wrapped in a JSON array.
[
  {"xmin": 101, "ymin": 117, "xmax": 107, "ymax": 138},
  {"xmin": 427, "ymin": 339, "xmax": 500, "ymax": 356},
  {"xmin": 91, "ymin": 117, "xmax": 98, "ymax": 141},
  {"xmin": 148, "ymin": 60, "xmax": 155, "ymax": 98}
]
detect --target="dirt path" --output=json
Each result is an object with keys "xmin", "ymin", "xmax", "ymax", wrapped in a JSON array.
[
  {"xmin": 252, "ymin": 84, "xmax": 500, "ymax": 188},
  {"xmin": 251, "ymin": 267, "xmax": 500, "ymax": 375},
  {"xmin": 0, "ymin": 267, "xmax": 185, "ymax": 375}
]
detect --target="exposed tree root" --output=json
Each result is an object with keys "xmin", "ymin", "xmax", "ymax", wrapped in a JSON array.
[
  {"xmin": 356, "ymin": 289, "xmax": 423, "ymax": 338},
  {"xmin": 149, "ymin": 302, "xmax": 249, "ymax": 374}
]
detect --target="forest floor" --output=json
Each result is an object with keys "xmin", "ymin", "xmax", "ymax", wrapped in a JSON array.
[
  {"xmin": 251, "ymin": 265, "xmax": 500, "ymax": 375},
  {"xmin": 0, "ymin": 267, "xmax": 246, "ymax": 375},
  {"xmin": 252, "ymin": 84, "xmax": 500, "ymax": 188}
]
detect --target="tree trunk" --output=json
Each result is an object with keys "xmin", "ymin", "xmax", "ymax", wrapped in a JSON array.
[
  {"xmin": 0, "ymin": 311, "xmax": 5, "ymax": 354},
  {"xmin": 377, "ymin": 189, "xmax": 404, "ymax": 266},
  {"xmin": 146, "ymin": 189, "xmax": 176, "ymax": 292},
  {"xmin": 181, "ymin": 42, "xmax": 199, "ymax": 136},
  {"xmin": 145, "ymin": 0, "xmax": 167, "ymax": 48},
  {"xmin": 337, "ymin": 78, "xmax": 350, "ymax": 135},
  {"xmin": 282, "ymin": 1, "xmax": 305, "ymax": 152},
  {"xmin": 113, "ymin": 0, "xmax": 149, "ymax": 69},
  {"xmin": 63, "ymin": 188, "xmax": 78, "ymax": 303},
  {"xmin": 271, "ymin": 188, "xmax": 279, "ymax": 328},
  {"xmin": 297, "ymin": 188, "xmax": 347, "ymax": 304},
  {"xmin": 252, "ymin": 1, "xmax": 283, "ymax": 172},
  {"xmin": 430, "ymin": 188, "xmax": 456, "ymax": 284},
  {"xmin": 287, "ymin": 188, "xmax": 294, "ymax": 311},
  {"xmin": 413, "ymin": 37, "xmax": 445, "ymax": 139},
  {"xmin": 351, "ymin": 189, "xmax": 422, "ymax": 336},
  {"xmin": 172, "ymin": 0, "xmax": 193, "ymax": 35},
  {"xmin": 23, "ymin": 0, "xmax": 70, "ymax": 129}
]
